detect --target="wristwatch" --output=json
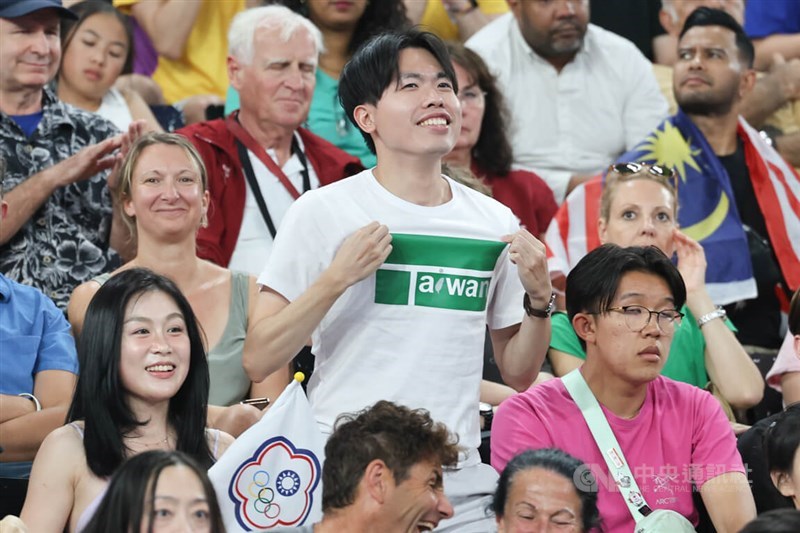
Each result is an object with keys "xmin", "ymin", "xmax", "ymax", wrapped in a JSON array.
[
  {"xmin": 523, "ymin": 291, "xmax": 556, "ymax": 318},
  {"xmin": 697, "ymin": 307, "xmax": 727, "ymax": 328}
]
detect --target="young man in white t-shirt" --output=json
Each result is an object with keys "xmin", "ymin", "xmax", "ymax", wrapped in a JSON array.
[{"xmin": 244, "ymin": 29, "xmax": 553, "ymax": 531}]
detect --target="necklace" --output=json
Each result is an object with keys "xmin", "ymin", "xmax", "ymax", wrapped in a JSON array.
[{"xmin": 127, "ymin": 433, "xmax": 171, "ymax": 448}]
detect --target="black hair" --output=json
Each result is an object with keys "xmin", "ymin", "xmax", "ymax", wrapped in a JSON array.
[
  {"xmin": 764, "ymin": 403, "xmax": 800, "ymax": 479},
  {"xmin": 446, "ymin": 42, "xmax": 514, "ymax": 177},
  {"xmin": 739, "ymin": 509, "xmax": 800, "ymax": 533},
  {"xmin": 492, "ymin": 449, "xmax": 602, "ymax": 531},
  {"xmin": 60, "ymin": 1, "xmax": 134, "ymax": 75},
  {"xmin": 789, "ymin": 288, "xmax": 800, "ymax": 336},
  {"xmin": 566, "ymin": 244, "xmax": 687, "ymax": 349},
  {"xmin": 81, "ymin": 450, "xmax": 225, "ymax": 533},
  {"xmin": 68, "ymin": 268, "xmax": 214, "ymax": 478},
  {"xmin": 276, "ymin": 0, "xmax": 408, "ymax": 56},
  {"xmin": 680, "ymin": 6, "xmax": 754, "ymax": 69},
  {"xmin": 339, "ymin": 28, "xmax": 457, "ymax": 154},
  {"xmin": 322, "ymin": 400, "xmax": 460, "ymax": 512}
]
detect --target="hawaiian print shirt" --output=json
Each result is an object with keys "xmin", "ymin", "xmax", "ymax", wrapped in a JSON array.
[{"xmin": 0, "ymin": 88, "xmax": 120, "ymax": 310}]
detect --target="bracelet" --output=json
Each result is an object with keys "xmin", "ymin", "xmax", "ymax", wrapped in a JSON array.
[
  {"xmin": 697, "ymin": 308, "xmax": 727, "ymax": 328},
  {"xmin": 447, "ymin": 0, "xmax": 478, "ymax": 16},
  {"xmin": 18, "ymin": 393, "xmax": 42, "ymax": 412}
]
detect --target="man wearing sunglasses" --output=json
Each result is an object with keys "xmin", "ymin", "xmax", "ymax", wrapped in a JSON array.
[{"xmin": 548, "ymin": 8, "xmax": 800, "ymax": 389}]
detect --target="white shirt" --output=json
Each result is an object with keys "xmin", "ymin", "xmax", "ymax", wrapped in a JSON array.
[
  {"xmin": 259, "ymin": 170, "xmax": 524, "ymax": 467},
  {"xmin": 467, "ymin": 14, "xmax": 668, "ymax": 202},
  {"xmin": 96, "ymin": 87, "xmax": 133, "ymax": 132},
  {"xmin": 228, "ymin": 134, "xmax": 320, "ymax": 276}
]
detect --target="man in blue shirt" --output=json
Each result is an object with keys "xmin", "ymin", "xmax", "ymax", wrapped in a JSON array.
[{"xmin": 0, "ymin": 165, "xmax": 79, "ymax": 516}]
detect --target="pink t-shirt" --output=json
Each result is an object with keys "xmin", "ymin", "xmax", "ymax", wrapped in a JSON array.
[{"xmin": 491, "ymin": 376, "xmax": 745, "ymax": 532}]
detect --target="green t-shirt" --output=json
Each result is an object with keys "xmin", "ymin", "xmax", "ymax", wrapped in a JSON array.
[
  {"xmin": 549, "ymin": 306, "xmax": 735, "ymax": 388},
  {"xmin": 224, "ymin": 70, "xmax": 377, "ymax": 168}
]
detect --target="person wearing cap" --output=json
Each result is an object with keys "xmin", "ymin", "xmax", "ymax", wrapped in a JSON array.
[{"xmin": 0, "ymin": 0, "xmax": 140, "ymax": 311}]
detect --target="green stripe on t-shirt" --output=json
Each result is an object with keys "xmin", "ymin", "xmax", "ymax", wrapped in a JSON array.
[{"xmin": 384, "ymin": 233, "xmax": 507, "ymax": 271}]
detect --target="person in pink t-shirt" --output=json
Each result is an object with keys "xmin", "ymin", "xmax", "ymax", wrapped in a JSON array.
[{"xmin": 491, "ymin": 244, "xmax": 755, "ymax": 532}]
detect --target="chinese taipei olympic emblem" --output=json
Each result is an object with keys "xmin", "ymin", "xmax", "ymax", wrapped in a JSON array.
[{"xmin": 228, "ymin": 436, "xmax": 322, "ymax": 530}]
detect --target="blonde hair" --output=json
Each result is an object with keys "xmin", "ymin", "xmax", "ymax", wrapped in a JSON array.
[
  {"xmin": 599, "ymin": 166, "xmax": 678, "ymax": 221},
  {"xmin": 117, "ymin": 132, "xmax": 208, "ymax": 238}
]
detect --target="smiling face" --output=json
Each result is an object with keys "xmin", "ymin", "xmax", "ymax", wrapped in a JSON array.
[
  {"xmin": 599, "ymin": 178, "xmax": 677, "ymax": 257},
  {"xmin": 385, "ymin": 460, "xmax": 453, "ymax": 533},
  {"xmin": 498, "ymin": 467, "xmax": 584, "ymax": 533},
  {"xmin": 576, "ymin": 271, "xmax": 677, "ymax": 386},
  {"xmin": 452, "ymin": 61, "xmax": 484, "ymax": 153},
  {"xmin": 0, "ymin": 10, "xmax": 61, "ymax": 93},
  {"xmin": 674, "ymin": 25, "xmax": 747, "ymax": 116},
  {"xmin": 143, "ymin": 465, "xmax": 213, "ymax": 533},
  {"xmin": 123, "ymin": 143, "xmax": 208, "ymax": 241},
  {"xmin": 357, "ymin": 47, "xmax": 460, "ymax": 160},
  {"xmin": 59, "ymin": 12, "xmax": 129, "ymax": 105},
  {"xmin": 230, "ymin": 24, "xmax": 317, "ymax": 131},
  {"xmin": 119, "ymin": 290, "xmax": 191, "ymax": 409}
]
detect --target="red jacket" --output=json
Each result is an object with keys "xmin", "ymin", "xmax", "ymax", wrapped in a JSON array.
[{"xmin": 179, "ymin": 119, "xmax": 363, "ymax": 266}]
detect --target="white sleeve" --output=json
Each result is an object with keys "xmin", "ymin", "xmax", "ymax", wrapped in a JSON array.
[
  {"xmin": 621, "ymin": 47, "xmax": 669, "ymax": 150},
  {"xmin": 487, "ymin": 213, "xmax": 526, "ymax": 330},
  {"xmin": 257, "ymin": 193, "xmax": 334, "ymax": 303}
]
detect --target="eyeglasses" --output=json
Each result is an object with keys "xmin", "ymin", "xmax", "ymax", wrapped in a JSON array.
[
  {"xmin": 607, "ymin": 162, "xmax": 679, "ymax": 193},
  {"xmin": 458, "ymin": 88, "xmax": 486, "ymax": 107},
  {"xmin": 601, "ymin": 305, "xmax": 684, "ymax": 333}
]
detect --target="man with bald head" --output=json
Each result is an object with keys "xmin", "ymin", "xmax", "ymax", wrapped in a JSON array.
[{"xmin": 466, "ymin": 0, "xmax": 668, "ymax": 202}]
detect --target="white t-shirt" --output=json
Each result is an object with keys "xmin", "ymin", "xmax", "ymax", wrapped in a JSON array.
[
  {"xmin": 259, "ymin": 169, "xmax": 525, "ymax": 466},
  {"xmin": 96, "ymin": 87, "xmax": 133, "ymax": 132},
  {"xmin": 229, "ymin": 134, "xmax": 321, "ymax": 276},
  {"xmin": 467, "ymin": 15, "xmax": 668, "ymax": 202}
]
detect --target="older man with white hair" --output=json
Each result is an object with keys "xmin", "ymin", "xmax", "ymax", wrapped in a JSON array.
[{"xmin": 179, "ymin": 5, "xmax": 362, "ymax": 273}]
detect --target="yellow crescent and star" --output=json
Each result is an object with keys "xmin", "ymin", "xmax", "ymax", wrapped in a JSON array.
[{"xmin": 635, "ymin": 121, "xmax": 729, "ymax": 242}]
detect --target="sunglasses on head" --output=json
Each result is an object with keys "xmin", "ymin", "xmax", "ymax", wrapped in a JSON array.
[{"xmin": 607, "ymin": 162, "xmax": 678, "ymax": 192}]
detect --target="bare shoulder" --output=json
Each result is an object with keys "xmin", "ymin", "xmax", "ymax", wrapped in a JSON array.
[{"xmin": 67, "ymin": 280, "xmax": 103, "ymax": 333}]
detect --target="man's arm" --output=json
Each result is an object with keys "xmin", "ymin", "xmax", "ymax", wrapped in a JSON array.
[
  {"xmin": 753, "ymin": 35, "xmax": 800, "ymax": 71},
  {"xmin": 739, "ymin": 56, "xmax": 800, "ymax": 127},
  {"xmin": 490, "ymin": 230, "xmax": 552, "ymax": 391},
  {"xmin": 700, "ymin": 472, "xmax": 756, "ymax": 533},
  {"xmin": 130, "ymin": 0, "xmax": 203, "ymax": 61},
  {"xmin": 0, "ymin": 136, "xmax": 122, "ymax": 246},
  {"xmin": 0, "ymin": 370, "xmax": 76, "ymax": 462},
  {"xmin": 774, "ymin": 131, "xmax": 800, "ymax": 168},
  {"xmin": 243, "ymin": 222, "xmax": 392, "ymax": 382}
]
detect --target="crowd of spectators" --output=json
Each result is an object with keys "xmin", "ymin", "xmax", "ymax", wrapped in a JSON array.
[{"xmin": 2, "ymin": 0, "xmax": 800, "ymax": 531}]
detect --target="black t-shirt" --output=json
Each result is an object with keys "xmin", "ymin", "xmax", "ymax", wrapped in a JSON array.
[{"xmin": 719, "ymin": 140, "xmax": 785, "ymax": 349}]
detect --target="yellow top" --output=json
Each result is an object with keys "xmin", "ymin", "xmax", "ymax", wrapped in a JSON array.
[
  {"xmin": 114, "ymin": 0, "xmax": 244, "ymax": 103},
  {"xmin": 419, "ymin": 0, "xmax": 508, "ymax": 42}
]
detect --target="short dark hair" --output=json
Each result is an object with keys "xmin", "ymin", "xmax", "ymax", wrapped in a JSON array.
[
  {"xmin": 566, "ymin": 245, "xmax": 687, "ymax": 348},
  {"xmin": 739, "ymin": 509, "xmax": 800, "ymax": 533},
  {"xmin": 764, "ymin": 403, "xmax": 800, "ymax": 479},
  {"xmin": 68, "ymin": 268, "xmax": 214, "ymax": 477},
  {"xmin": 789, "ymin": 289, "xmax": 800, "ymax": 336},
  {"xmin": 60, "ymin": 1, "xmax": 133, "ymax": 75},
  {"xmin": 680, "ymin": 7, "xmax": 754, "ymax": 69},
  {"xmin": 339, "ymin": 28, "xmax": 457, "ymax": 154},
  {"xmin": 445, "ymin": 42, "xmax": 513, "ymax": 177},
  {"xmin": 492, "ymin": 449, "xmax": 601, "ymax": 531},
  {"xmin": 321, "ymin": 400, "xmax": 460, "ymax": 512},
  {"xmin": 82, "ymin": 450, "xmax": 225, "ymax": 533}
]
